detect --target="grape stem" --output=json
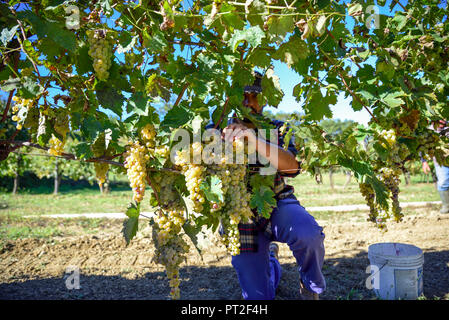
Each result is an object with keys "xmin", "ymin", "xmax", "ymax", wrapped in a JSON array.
[
  {"xmin": 213, "ymin": 96, "xmax": 231, "ymax": 129},
  {"xmin": 1, "ymin": 46, "xmax": 20, "ymax": 124},
  {"xmin": 145, "ymin": 175, "xmax": 165, "ymax": 217},
  {"xmin": 1, "ymin": 140, "xmax": 177, "ymax": 174},
  {"xmin": 173, "ymin": 83, "xmax": 189, "ymax": 108}
]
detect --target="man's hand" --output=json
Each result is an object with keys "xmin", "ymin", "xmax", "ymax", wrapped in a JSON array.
[
  {"xmin": 422, "ymin": 161, "xmax": 431, "ymax": 174},
  {"xmin": 222, "ymin": 123, "xmax": 257, "ymax": 145}
]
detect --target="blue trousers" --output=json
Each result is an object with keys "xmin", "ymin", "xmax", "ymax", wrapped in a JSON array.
[
  {"xmin": 231, "ymin": 195, "xmax": 326, "ymax": 300},
  {"xmin": 434, "ymin": 157, "xmax": 449, "ymax": 191}
]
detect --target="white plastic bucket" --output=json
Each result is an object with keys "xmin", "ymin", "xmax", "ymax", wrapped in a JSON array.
[{"xmin": 368, "ymin": 242, "xmax": 424, "ymax": 300}]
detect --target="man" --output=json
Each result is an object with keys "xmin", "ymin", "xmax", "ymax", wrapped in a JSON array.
[
  {"xmin": 207, "ymin": 71, "xmax": 326, "ymax": 300},
  {"xmin": 422, "ymin": 120, "xmax": 449, "ymax": 213}
]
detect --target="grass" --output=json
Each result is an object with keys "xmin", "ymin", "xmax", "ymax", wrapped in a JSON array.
[
  {"xmin": 289, "ymin": 172, "xmax": 440, "ymax": 208},
  {"xmin": 0, "ymin": 172, "xmax": 440, "ymax": 218}
]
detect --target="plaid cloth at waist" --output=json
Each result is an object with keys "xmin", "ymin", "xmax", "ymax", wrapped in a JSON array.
[{"xmin": 238, "ymin": 184, "xmax": 295, "ymax": 253}]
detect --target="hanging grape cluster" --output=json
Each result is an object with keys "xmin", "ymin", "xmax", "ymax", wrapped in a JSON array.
[
  {"xmin": 123, "ymin": 124, "xmax": 156, "ymax": 203},
  {"xmin": 11, "ymin": 96, "xmax": 33, "ymax": 131},
  {"xmin": 358, "ymin": 129, "xmax": 405, "ymax": 230},
  {"xmin": 151, "ymin": 172, "xmax": 190, "ymax": 300},
  {"xmin": 174, "ymin": 142, "xmax": 206, "ymax": 214},
  {"xmin": 86, "ymin": 29, "xmax": 114, "ymax": 81},
  {"xmin": 91, "ymin": 132, "xmax": 109, "ymax": 187},
  {"xmin": 48, "ymin": 113, "xmax": 69, "ymax": 157}
]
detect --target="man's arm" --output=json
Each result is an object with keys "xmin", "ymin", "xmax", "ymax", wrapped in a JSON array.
[{"xmin": 222, "ymin": 123, "xmax": 300, "ymax": 175}]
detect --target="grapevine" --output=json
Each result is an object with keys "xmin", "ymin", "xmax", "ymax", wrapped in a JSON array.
[{"xmin": 1, "ymin": 0, "xmax": 449, "ymax": 301}]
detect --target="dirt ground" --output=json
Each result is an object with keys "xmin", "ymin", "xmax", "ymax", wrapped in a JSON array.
[{"xmin": 1, "ymin": 209, "xmax": 448, "ymax": 300}]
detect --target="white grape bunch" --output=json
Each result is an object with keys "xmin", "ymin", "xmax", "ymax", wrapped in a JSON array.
[
  {"xmin": 86, "ymin": 29, "xmax": 113, "ymax": 81},
  {"xmin": 205, "ymin": 139, "xmax": 253, "ymax": 256},
  {"xmin": 48, "ymin": 112, "xmax": 70, "ymax": 157},
  {"xmin": 151, "ymin": 172, "xmax": 189, "ymax": 300},
  {"xmin": 123, "ymin": 124, "xmax": 157, "ymax": 203},
  {"xmin": 174, "ymin": 142, "xmax": 206, "ymax": 214},
  {"xmin": 11, "ymin": 96, "xmax": 33, "ymax": 131},
  {"xmin": 91, "ymin": 132, "xmax": 110, "ymax": 187}
]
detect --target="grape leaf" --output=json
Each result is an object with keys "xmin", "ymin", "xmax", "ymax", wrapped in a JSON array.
[
  {"xmin": 249, "ymin": 174, "xmax": 275, "ymax": 189},
  {"xmin": 200, "ymin": 175, "xmax": 224, "ymax": 203},
  {"xmin": 261, "ymin": 68, "xmax": 284, "ymax": 107},
  {"xmin": 160, "ymin": 104, "xmax": 194, "ymax": 130},
  {"xmin": 250, "ymin": 185, "xmax": 276, "ymax": 218},
  {"xmin": 267, "ymin": 14, "xmax": 295, "ymax": 37},
  {"xmin": 380, "ymin": 91, "xmax": 405, "ymax": 108},
  {"xmin": 229, "ymin": 26, "xmax": 265, "ymax": 52},
  {"xmin": 305, "ymin": 88, "xmax": 333, "ymax": 120},
  {"xmin": 0, "ymin": 25, "xmax": 19, "ymax": 46},
  {"xmin": 96, "ymin": 85, "xmax": 124, "ymax": 117},
  {"xmin": 122, "ymin": 202, "xmax": 140, "ymax": 246},
  {"xmin": 73, "ymin": 142, "xmax": 94, "ymax": 160},
  {"xmin": 122, "ymin": 217, "xmax": 138, "ymax": 246},
  {"xmin": 17, "ymin": 11, "xmax": 77, "ymax": 52},
  {"xmin": 182, "ymin": 220, "xmax": 204, "ymax": 256},
  {"xmin": 272, "ymin": 34, "xmax": 309, "ymax": 68},
  {"xmin": 143, "ymin": 30, "xmax": 168, "ymax": 53}
]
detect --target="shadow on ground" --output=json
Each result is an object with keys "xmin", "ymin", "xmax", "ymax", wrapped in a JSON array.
[{"xmin": 1, "ymin": 250, "xmax": 447, "ymax": 300}]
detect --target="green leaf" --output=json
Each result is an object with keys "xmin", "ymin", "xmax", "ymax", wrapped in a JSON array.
[
  {"xmin": 229, "ymin": 26, "xmax": 265, "ymax": 52},
  {"xmin": 306, "ymin": 88, "xmax": 333, "ymax": 120},
  {"xmin": 19, "ymin": 76, "xmax": 44, "ymax": 99},
  {"xmin": 126, "ymin": 91, "xmax": 148, "ymax": 115},
  {"xmin": 143, "ymin": 30, "xmax": 168, "ymax": 52},
  {"xmin": 145, "ymin": 73, "xmax": 172, "ymax": 102},
  {"xmin": 250, "ymin": 185, "xmax": 276, "ymax": 219},
  {"xmin": 1, "ymin": 77, "xmax": 21, "ymax": 92},
  {"xmin": 249, "ymin": 174, "xmax": 275, "ymax": 189},
  {"xmin": 245, "ymin": 0, "xmax": 266, "ymax": 26},
  {"xmin": 122, "ymin": 201, "xmax": 140, "ymax": 245},
  {"xmin": 200, "ymin": 175, "xmax": 224, "ymax": 203},
  {"xmin": 81, "ymin": 116, "xmax": 103, "ymax": 140},
  {"xmin": 261, "ymin": 67, "xmax": 284, "ymax": 107},
  {"xmin": 160, "ymin": 104, "xmax": 194, "ymax": 130},
  {"xmin": 96, "ymin": 85, "xmax": 124, "ymax": 117},
  {"xmin": 73, "ymin": 142, "xmax": 94, "ymax": 160},
  {"xmin": 0, "ymin": 25, "xmax": 19, "ymax": 46},
  {"xmin": 381, "ymin": 91, "xmax": 405, "ymax": 108},
  {"xmin": 117, "ymin": 32, "xmax": 138, "ymax": 54},
  {"xmin": 17, "ymin": 11, "xmax": 77, "ymax": 52},
  {"xmin": 246, "ymin": 47, "xmax": 272, "ymax": 68},
  {"xmin": 272, "ymin": 34, "xmax": 309, "ymax": 67},
  {"xmin": 182, "ymin": 220, "xmax": 203, "ymax": 256},
  {"xmin": 125, "ymin": 201, "xmax": 140, "ymax": 218},
  {"xmin": 122, "ymin": 217, "xmax": 138, "ymax": 246},
  {"xmin": 267, "ymin": 14, "xmax": 295, "ymax": 37}
]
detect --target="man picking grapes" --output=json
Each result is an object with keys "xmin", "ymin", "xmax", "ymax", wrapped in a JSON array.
[{"xmin": 206, "ymin": 71, "xmax": 326, "ymax": 300}]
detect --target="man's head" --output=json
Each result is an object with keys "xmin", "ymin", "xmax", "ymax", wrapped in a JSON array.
[{"xmin": 243, "ymin": 71, "xmax": 264, "ymax": 115}]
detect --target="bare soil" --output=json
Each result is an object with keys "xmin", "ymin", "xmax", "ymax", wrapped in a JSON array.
[{"xmin": 1, "ymin": 209, "xmax": 448, "ymax": 300}]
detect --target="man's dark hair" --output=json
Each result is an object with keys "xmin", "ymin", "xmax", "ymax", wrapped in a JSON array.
[{"xmin": 244, "ymin": 71, "xmax": 263, "ymax": 94}]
